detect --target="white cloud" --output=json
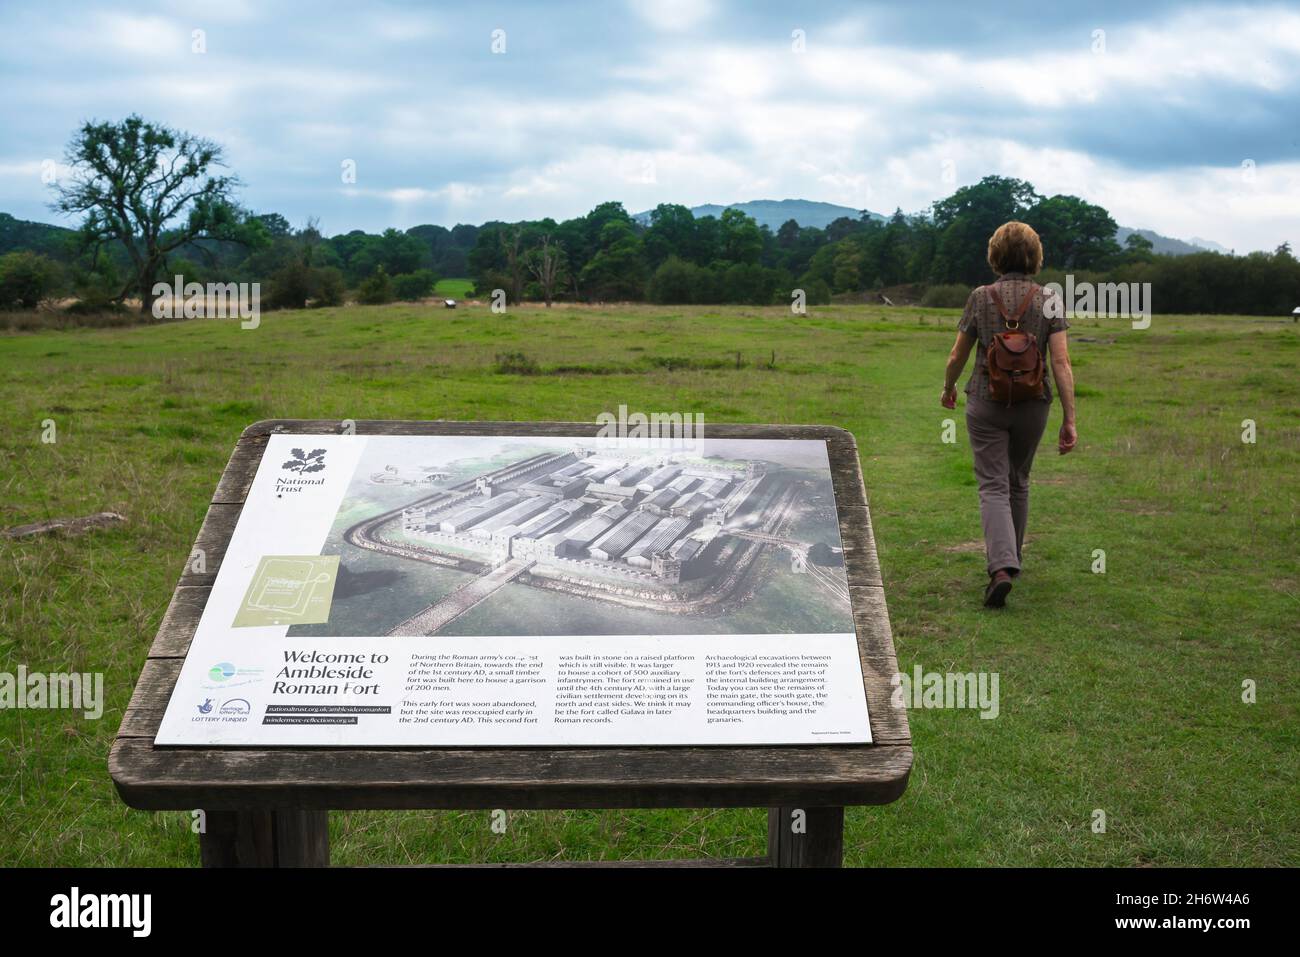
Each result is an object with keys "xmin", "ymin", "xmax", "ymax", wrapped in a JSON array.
[
  {"xmin": 1, "ymin": 1, "xmax": 1296, "ymax": 249},
  {"xmin": 626, "ymin": 0, "xmax": 716, "ymax": 33},
  {"xmin": 94, "ymin": 13, "xmax": 187, "ymax": 57}
]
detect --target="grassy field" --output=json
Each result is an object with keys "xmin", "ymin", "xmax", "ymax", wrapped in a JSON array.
[
  {"xmin": 1, "ymin": 299, "xmax": 1296, "ymax": 866},
  {"xmin": 433, "ymin": 278, "xmax": 476, "ymax": 299}
]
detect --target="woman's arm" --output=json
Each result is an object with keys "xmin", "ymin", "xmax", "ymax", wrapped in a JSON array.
[
  {"xmin": 941, "ymin": 331, "xmax": 976, "ymax": 408},
  {"xmin": 1048, "ymin": 330, "xmax": 1078, "ymax": 454}
]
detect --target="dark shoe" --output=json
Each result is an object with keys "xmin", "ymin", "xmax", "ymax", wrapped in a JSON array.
[{"xmin": 984, "ymin": 569, "xmax": 1013, "ymax": 608}]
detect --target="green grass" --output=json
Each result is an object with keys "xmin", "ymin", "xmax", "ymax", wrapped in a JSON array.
[
  {"xmin": 1, "ymin": 301, "xmax": 1296, "ymax": 866},
  {"xmin": 433, "ymin": 278, "xmax": 475, "ymax": 299}
]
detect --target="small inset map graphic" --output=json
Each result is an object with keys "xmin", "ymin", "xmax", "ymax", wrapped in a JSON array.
[{"xmin": 233, "ymin": 555, "xmax": 340, "ymax": 627}]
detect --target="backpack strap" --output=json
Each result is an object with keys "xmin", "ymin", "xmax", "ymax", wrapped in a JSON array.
[
  {"xmin": 987, "ymin": 286, "xmax": 1007, "ymax": 320},
  {"xmin": 988, "ymin": 283, "xmax": 1038, "ymax": 328}
]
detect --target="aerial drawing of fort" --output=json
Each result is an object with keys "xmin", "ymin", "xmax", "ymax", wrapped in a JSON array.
[{"xmin": 291, "ymin": 436, "xmax": 853, "ymax": 638}]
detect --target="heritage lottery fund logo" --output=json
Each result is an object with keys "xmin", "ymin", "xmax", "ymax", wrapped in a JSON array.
[{"xmin": 194, "ymin": 696, "xmax": 252, "ymax": 723}]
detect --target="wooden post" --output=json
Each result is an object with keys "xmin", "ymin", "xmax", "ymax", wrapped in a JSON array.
[
  {"xmin": 767, "ymin": 806, "xmax": 844, "ymax": 868},
  {"xmin": 200, "ymin": 810, "xmax": 330, "ymax": 867}
]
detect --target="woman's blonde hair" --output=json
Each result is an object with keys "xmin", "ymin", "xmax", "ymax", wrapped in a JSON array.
[{"xmin": 987, "ymin": 221, "xmax": 1043, "ymax": 275}]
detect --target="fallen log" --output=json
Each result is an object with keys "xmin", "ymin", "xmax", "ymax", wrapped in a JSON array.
[{"xmin": 2, "ymin": 511, "xmax": 127, "ymax": 539}]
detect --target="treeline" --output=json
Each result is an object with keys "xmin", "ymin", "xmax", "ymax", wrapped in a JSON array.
[
  {"xmin": 231, "ymin": 215, "xmax": 481, "ymax": 309},
  {"xmin": 463, "ymin": 177, "xmax": 1299, "ymax": 315},
  {"xmin": 0, "ymin": 210, "xmax": 479, "ymax": 312},
  {"xmin": 3, "ymin": 175, "xmax": 1297, "ymax": 316}
]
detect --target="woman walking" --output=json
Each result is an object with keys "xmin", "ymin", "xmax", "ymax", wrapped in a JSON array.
[{"xmin": 941, "ymin": 221, "xmax": 1078, "ymax": 607}]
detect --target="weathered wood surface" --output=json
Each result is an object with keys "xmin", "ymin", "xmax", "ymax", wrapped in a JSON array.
[
  {"xmin": 110, "ymin": 737, "xmax": 913, "ymax": 810},
  {"xmin": 112, "ymin": 419, "xmax": 911, "ymax": 814},
  {"xmin": 768, "ymin": 806, "xmax": 845, "ymax": 867},
  {"xmin": 199, "ymin": 809, "xmax": 329, "ymax": 867},
  {"xmin": 388, "ymin": 856, "xmax": 772, "ymax": 868}
]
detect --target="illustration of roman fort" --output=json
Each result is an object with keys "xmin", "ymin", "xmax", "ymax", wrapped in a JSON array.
[{"xmin": 341, "ymin": 445, "xmax": 846, "ymax": 635}]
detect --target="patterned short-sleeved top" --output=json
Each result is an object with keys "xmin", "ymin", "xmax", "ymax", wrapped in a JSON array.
[{"xmin": 957, "ymin": 272, "xmax": 1069, "ymax": 402}]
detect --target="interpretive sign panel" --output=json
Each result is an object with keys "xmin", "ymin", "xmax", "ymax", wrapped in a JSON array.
[{"xmin": 156, "ymin": 432, "xmax": 871, "ymax": 746}]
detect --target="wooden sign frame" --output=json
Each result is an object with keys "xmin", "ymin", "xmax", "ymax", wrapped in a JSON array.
[{"xmin": 110, "ymin": 420, "xmax": 911, "ymax": 867}]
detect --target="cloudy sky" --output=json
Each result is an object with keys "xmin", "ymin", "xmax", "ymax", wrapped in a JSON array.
[{"xmin": 1, "ymin": 0, "xmax": 1297, "ymax": 251}]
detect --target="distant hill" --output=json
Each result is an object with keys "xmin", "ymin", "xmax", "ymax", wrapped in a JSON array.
[
  {"xmin": 1115, "ymin": 226, "xmax": 1224, "ymax": 256},
  {"xmin": 1188, "ymin": 235, "xmax": 1232, "ymax": 254},
  {"xmin": 634, "ymin": 199, "xmax": 885, "ymax": 231},
  {"xmin": 2, "ymin": 205, "xmax": 1231, "ymax": 264},
  {"xmin": 631, "ymin": 201, "xmax": 1227, "ymax": 255},
  {"xmin": 0, "ymin": 212, "xmax": 77, "ymax": 260}
]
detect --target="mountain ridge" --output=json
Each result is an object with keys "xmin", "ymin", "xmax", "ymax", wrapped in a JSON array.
[
  {"xmin": 632, "ymin": 198, "xmax": 887, "ymax": 230},
  {"xmin": 2, "ymin": 204, "xmax": 1228, "ymax": 259},
  {"xmin": 633, "ymin": 199, "xmax": 1226, "ymax": 256}
]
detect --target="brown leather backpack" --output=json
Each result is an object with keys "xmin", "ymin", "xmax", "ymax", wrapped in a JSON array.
[{"xmin": 985, "ymin": 283, "xmax": 1046, "ymax": 405}]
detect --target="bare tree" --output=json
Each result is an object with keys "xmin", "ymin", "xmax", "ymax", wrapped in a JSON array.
[
  {"xmin": 526, "ymin": 234, "xmax": 565, "ymax": 307},
  {"xmin": 301, "ymin": 216, "xmax": 322, "ymax": 264},
  {"xmin": 501, "ymin": 225, "xmax": 525, "ymax": 304}
]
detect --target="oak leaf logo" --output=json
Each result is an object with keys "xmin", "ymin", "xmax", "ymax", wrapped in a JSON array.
[{"xmin": 282, "ymin": 447, "xmax": 326, "ymax": 474}]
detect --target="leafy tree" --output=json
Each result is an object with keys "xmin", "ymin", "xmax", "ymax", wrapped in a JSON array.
[
  {"xmin": 905, "ymin": 215, "xmax": 938, "ymax": 280},
  {"xmin": 801, "ymin": 277, "xmax": 832, "ymax": 305},
  {"xmin": 392, "ymin": 269, "xmax": 437, "ymax": 301},
  {"xmin": 357, "ymin": 266, "xmax": 394, "ymax": 305},
  {"xmin": 929, "ymin": 176, "xmax": 1041, "ymax": 284},
  {"xmin": 70, "ymin": 255, "xmax": 123, "ymax": 312},
  {"xmin": 52, "ymin": 115, "xmax": 259, "ymax": 312},
  {"xmin": 1028, "ymin": 195, "xmax": 1120, "ymax": 269},
  {"xmin": 266, "ymin": 260, "xmax": 315, "ymax": 310},
  {"xmin": 832, "ymin": 243, "xmax": 863, "ymax": 292},
  {"xmin": 466, "ymin": 222, "xmax": 512, "ymax": 298},
  {"xmin": 770, "ymin": 221, "xmax": 828, "ymax": 278},
  {"xmin": 825, "ymin": 216, "xmax": 866, "ymax": 243},
  {"xmin": 1122, "ymin": 232, "xmax": 1155, "ymax": 263},
  {"xmin": 0, "ymin": 251, "xmax": 59, "ymax": 308},
  {"xmin": 305, "ymin": 267, "xmax": 344, "ymax": 307},
  {"xmin": 876, "ymin": 209, "xmax": 912, "ymax": 285},
  {"xmin": 647, "ymin": 256, "xmax": 700, "ymax": 303},
  {"xmin": 717, "ymin": 208, "xmax": 763, "ymax": 265},
  {"xmin": 347, "ymin": 228, "xmax": 426, "ymax": 283},
  {"xmin": 803, "ymin": 243, "xmax": 838, "ymax": 287},
  {"xmin": 721, "ymin": 262, "xmax": 788, "ymax": 304},
  {"xmin": 644, "ymin": 204, "xmax": 699, "ymax": 268},
  {"xmin": 327, "ymin": 230, "xmax": 371, "ymax": 274},
  {"xmin": 579, "ymin": 220, "xmax": 646, "ymax": 300},
  {"xmin": 254, "ymin": 212, "xmax": 293, "ymax": 239},
  {"xmin": 408, "ymin": 223, "xmax": 477, "ymax": 277}
]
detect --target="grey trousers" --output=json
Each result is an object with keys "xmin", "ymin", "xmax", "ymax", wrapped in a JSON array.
[{"xmin": 965, "ymin": 395, "xmax": 1051, "ymax": 576}]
